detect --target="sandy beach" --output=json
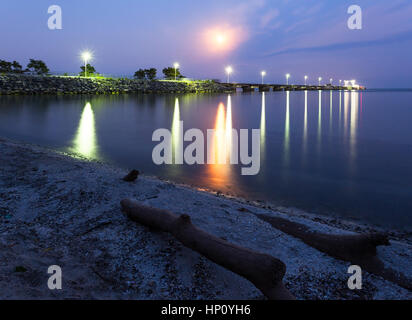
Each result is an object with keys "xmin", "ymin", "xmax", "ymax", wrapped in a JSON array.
[{"xmin": 0, "ymin": 137, "xmax": 411, "ymax": 300}]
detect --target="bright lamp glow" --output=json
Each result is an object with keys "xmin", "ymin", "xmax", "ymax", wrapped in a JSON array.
[
  {"xmin": 286, "ymin": 73, "xmax": 291, "ymax": 85},
  {"xmin": 81, "ymin": 51, "xmax": 92, "ymax": 62},
  {"xmin": 261, "ymin": 71, "xmax": 266, "ymax": 84},
  {"xmin": 173, "ymin": 63, "xmax": 180, "ymax": 80},
  {"xmin": 225, "ymin": 66, "xmax": 233, "ymax": 83},
  {"xmin": 81, "ymin": 51, "xmax": 93, "ymax": 77}
]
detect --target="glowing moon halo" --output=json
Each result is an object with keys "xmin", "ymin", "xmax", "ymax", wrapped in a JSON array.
[
  {"xmin": 200, "ymin": 25, "xmax": 248, "ymax": 56},
  {"xmin": 216, "ymin": 34, "xmax": 225, "ymax": 44}
]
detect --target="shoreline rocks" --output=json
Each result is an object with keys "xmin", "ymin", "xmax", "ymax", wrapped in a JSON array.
[{"xmin": 0, "ymin": 74, "xmax": 233, "ymax": 95}]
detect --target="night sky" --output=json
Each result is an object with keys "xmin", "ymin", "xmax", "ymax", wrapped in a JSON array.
[{"xmin": 1, "ymin": 0, "xmax": 412, "ymax": 87}]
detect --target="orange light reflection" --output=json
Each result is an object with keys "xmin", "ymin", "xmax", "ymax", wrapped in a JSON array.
[{"xmin": 208, "ymin": 101, "xmax": 233, "ymax": 188}]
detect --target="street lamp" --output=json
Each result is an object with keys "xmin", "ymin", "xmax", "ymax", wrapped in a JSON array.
[
  {"xmin": 318, "ymin": 77, "xmax": 322, "ymax": 86},
  {"xmin": 81, "ymin": 51, "xmax": 92, "ymax": 78},
  {"xmin": 173, "ymin": 62, "xmax": 180, "ymax": 81},
  {"xmin": 286, "ymin": 73, "xmax": 290, "ymax": 85},
  {"xmin": 226, "ymin": 66, "xmax": 233, "ymax": 83},
  {"xmin": 261, "ymin": 71, "xmax": 266, "ymax": 84},
  {"xmin": 304, "ymin": 75, "xmax": 308, "ymax": 86}
]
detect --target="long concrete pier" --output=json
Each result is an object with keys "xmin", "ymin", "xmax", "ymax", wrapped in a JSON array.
[{"xmin": 221, "ymin": 83, "xmax": 364, "ymax": 92}]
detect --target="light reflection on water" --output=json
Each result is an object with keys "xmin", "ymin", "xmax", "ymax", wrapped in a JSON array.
[
  {"xmin": 317, "ymin": 90, "xmax": 322, "ymax": 155},
  {"xmin": 329, "ymin": 90, "xmax": 333, "ymax": 134},
  {"xmin": 302, "ymin": 90, "xmax": 308, "ymax": 158},
  {"xmin": 72, "ymin": 102, "xmax": 98, "ymax": 159},
  {"xmin": 350, "ymin": 91, "xmax": 359, "ymax": 175},
  {"xmin": 339, "ymin": 90, "xmax": 342, "ymax": 127},
  {"xmin": 284, "ymin": 91, "xmax": 290, "ymax": 166},
  {"xmin": 344, "ymin": 91, "xmax": 350, "ymax": 137},
  {"xmin": 260, "ymin": 92, "xmax": 266, "ymax": 158},
  {"xmin": 207, "ymin": 100, "xmax": 233, "ymax": 187},
  {"xmin": 350, "ymin": 92, "xmax": 359, "ymax": 152},
  {"xmin": 172, "ymin": 97, "xmax": 182, "ymax": 164}
]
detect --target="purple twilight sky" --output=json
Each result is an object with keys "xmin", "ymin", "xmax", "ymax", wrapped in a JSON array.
[{"xmin": 1, "ymin": 0, "xmax": 412, "ymax": 88}]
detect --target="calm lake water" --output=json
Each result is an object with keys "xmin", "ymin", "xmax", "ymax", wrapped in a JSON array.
[{"xmin": 1, "ymin": 90, "xmax": 412, "ymax": 230}]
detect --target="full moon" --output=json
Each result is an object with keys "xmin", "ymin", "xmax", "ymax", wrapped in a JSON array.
[
  {"xmin": 200, "ymin": 25, "xmax": 248, "ymax": 56},
  {"xmin": 216, "ymin": 34, "xmax": 225, "ymax": 44}
]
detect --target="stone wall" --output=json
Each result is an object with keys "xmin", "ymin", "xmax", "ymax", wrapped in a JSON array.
[{"xmin": 0, "ymin": 74, "xmax": 233, "ymax": 95}]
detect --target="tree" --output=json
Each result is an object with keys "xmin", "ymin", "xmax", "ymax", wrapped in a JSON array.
[
  {"xmin": 0, "ymin": 60, "xmax": 12, "ymax": 73},
  {"xmin": 0, "ymin": 60, "xmax": 24, "ymax": 74},
  {"xmin": 11, "ymin": 61, "xmax": 23, "ymax": 73},
  {"xmin": 134, "ymin": 69, "xmax": 146, "ymax": 80},
  {"xmin": 145, "ymin": 68, "xmax": 157, "ymax": 81},
  {"xmin": 27, "ymin": 59, "xmax": 49, "ymax": 75},
  {"xmin": 163, "ymin": 67, "xmax": 183, "ymax": 80},
  {"xmin": 134, "ymin": 68, "xmax": 157, "ymax": 80},
  {"xmin": 79, "ymin": 64, "xmax": 96, "ymax": 77}
]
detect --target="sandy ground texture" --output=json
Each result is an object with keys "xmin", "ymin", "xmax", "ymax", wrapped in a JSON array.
[{"xmin": 0, "ymin": 137, "xmax": 411, "ymax": 300}]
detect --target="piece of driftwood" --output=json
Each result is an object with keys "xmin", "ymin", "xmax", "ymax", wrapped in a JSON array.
[
  {"xmin": 121, "ymin": 199, "xmax": 294, "ymax": 300},
  {"xmin": 256, "ymin": 214, "xmax": 412, "ymax": 291},
  {"xmin": 123, "ymin": 170, "xmax": 139, "ymax": 182}
]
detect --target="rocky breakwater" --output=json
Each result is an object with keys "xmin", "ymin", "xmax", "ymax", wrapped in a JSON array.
[{"xmin": 0, "ymin": 74, "xmax": 233, "ymax": 95}]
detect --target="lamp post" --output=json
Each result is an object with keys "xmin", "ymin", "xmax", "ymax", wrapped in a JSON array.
[
  {"xmin": 226, "ymin": 66, "xmax": 233, "ymax": 83},
  {"xmin": 318, "ymin": 77, "xmax": 322, "ymax": 86},
  {"xmin": 261, "ymin": 71, "xmax": 266, "ymax": 85},
  {"xmin": 173, "ymin": 62, "xmax": 180, "ymax": 81},
  {"xmin": 286, "ymin": 73, "xmax": 290, "ymax": 85},
  {"xmin": 304, "ymin": 75, "xmax": 308, "ymax": 86},
  {"xmin": 81, "ymin": 51, "xmax": 92, "ymax": 78}
]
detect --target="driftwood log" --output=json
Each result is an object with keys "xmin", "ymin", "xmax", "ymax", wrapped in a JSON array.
[
  {"xmin": 256, "ymin": 214, "xmax": 412, "ymax": 291},
  {"xmin": 121, "ymin": 199, "xmax": 294, "ymax": 300}
]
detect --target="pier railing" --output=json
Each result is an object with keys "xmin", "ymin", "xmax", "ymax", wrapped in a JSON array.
[{"xmin": 219, "ymin": 82, "xmax": 364, "ymax": 92}]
